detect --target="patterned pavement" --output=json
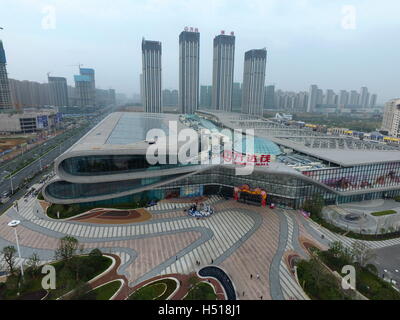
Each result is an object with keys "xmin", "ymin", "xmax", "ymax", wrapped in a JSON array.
[{"xmin": 2, "ymin": 184, "xmax": 400, "ymax": 300}]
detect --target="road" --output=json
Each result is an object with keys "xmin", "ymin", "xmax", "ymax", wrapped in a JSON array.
[
  {"xmin": 0, "ymin": 109, "xmax": 113, "ymax": 202},
  {"xmin": 373, "ymin": 245, "xmax": 400, "ymax": 289}
]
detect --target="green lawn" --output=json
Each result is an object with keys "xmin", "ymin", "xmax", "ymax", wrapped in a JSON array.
[
  {"xmin": 79, "ymin": 280, "xmax": 122, "ymax": 300},
  {"xmin": 46, "ymin": 255, "xmax": 113, "ymax": 300},
  {"xmin": 184, "ymin": 282, "xmax": 217, "ymax": 300},
  {"xmin": 1, "ymin": 255, "xmax": 112, "ymax": 300},
  {"xmin": 310, "ymin": 214, "xmax": 400, "ymax": 241},
  {"xmin": 296, "ymin": 259, "xmax": 352, "ymax": 300},
  {"xmin": 129, "ymin": 278, "xmax": 177, "ymax": 300},
  {"xmin": 129, "ymin": 283, "xmax": 166, "ymax": 300},
  {"xmin": 371, "ymin": 210, "xmax": 397, "ymax": 217},
  {"xmin": 47, "ymin": 202, "xmax": 147, "ymax": 219}
]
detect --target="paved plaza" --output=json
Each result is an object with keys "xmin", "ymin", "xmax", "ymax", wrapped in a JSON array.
[{"xmin": 2, "ymin": 184, "xmax": 400, "ymax": 300}]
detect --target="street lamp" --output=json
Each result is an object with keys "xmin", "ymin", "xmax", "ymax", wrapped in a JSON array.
[
  {"xmin": 4, "ymin": 171, "xmax": 14, "ymax": 194},
  {"xmin": 7, "ymin": 220, "xmax": 24, "ymax": 279}
]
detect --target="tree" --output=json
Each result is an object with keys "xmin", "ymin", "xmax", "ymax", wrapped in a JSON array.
[
  {"xmin": 54, "ymin": 236, "xmax": 79, "ymax": 262},
  {"xmin": 351, "ymin": 241, "xmax": 376, "ymax": 267},
  {"xmin": 308, "ymin": 257, "xmax": 326, "ymax": 288},
  {"xmin": 302, "ymin": 194, "xmax": 325, "ymax": 219},
  {"xmin": 1, "ymin": 246, "xmax": 17, "ymax": 274},
  {"xmin": 25, "ymin": 252, "xmax": 41, "ymax": 279},
  {"xmin": 89, "ymin": 249, "xmax": 103, "ymax": 257},
  {"xmin": 328, "ymin": 241, "xmax": 351, "ymax": 262}
]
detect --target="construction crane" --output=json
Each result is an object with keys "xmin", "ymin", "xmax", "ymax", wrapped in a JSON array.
[{"xmin": 67, "ymin": 63, "xmax": 84, "ymax": 73}]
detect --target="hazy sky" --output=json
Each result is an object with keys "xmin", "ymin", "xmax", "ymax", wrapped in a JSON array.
[{"xmin": 1, "ymin": 0, "xmax": 399, "ymax": 103}]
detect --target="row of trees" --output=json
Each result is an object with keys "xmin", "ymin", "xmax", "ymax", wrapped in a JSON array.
[{"xmin": 0, "ymin": 236, "xmax": 106, "ymax": 300}]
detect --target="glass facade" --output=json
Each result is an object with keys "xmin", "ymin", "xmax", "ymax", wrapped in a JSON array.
[
  {"xmin": 302, "ymin": 162, "xmax": 400, "ymax": 192},
  {"xmin": 156, "ymin": 166, "xmax": 335, "ymax": 208},
  {"xmin": 46, "ymin": 174, "xmax": 186, "ymax": 200},
  {"xmin": 60, "ymin": 155, "xmax": 195, "ymax": 176},
  {"xmin": 48, "ymin": 161, "xmax": 400, "ymax": 209}
]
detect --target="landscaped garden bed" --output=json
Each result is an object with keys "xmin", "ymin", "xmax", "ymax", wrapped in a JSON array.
[
  {"xmin": 78, "ymin": 280, "xmax": 122, "ymax": 300},
  {"xmin": 296, "ymin": 258, "xmax": 351, "ymax": 300},
  {"xmin": 129, "ymin": 278, "xmax": 177, "ymax": 300},
  {"xmin": 311, "ymin": 214, "xmax": 400, "ymax": 240},
  {"xmin": 183, "ymin": 282, "xmax": 217, "ymax": 300},
  {"xmin": 299, "ymin": 241, "xmax": 400, "ymax": 300},
  {"xmin": 370, "ymin": 210, "xmax": 397, "ymax": 217},
  {"xmin": 0, "ymin": 237, "xmax": 113, "ymax": 300},
  {"xmin": 317, "ymin": 245, "xmax": 400, "ymax": 300},
  {"xmin": 47, "ymin": 202, "xmax": 148, "ymax": 220}
]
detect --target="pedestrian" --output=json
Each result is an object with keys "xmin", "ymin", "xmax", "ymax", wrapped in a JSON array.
[
  {"xmin": 176, "ymin": 256, "xmax": 178, "ymax": 261},
  {"xmin": 211, "ymin": 259, "xmax": 214, "ymax": 264},
  {"xmin": 243, "ymin": 291, "xmax": 245, "ymax": 297},
  {"xmin": 257, "ymin": 274, "xmax": 260, "ymax": 280},
  {"xmin": 250, "ymin": 274, "xmax": 253, "ymax": 279},
  {"xmin": 260, "ymin": 296, "xmax": 263, "ymax": 300}
]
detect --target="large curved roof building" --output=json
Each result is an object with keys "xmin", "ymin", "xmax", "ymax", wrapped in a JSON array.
[{"xmin": 43, "ymin": 110, "xmax": 400, "ymax": 209}]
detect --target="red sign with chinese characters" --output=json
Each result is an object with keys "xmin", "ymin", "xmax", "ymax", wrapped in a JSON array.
[{"xmin": 223, "ymin": 151, "xmax": 271, "ymax": 166}]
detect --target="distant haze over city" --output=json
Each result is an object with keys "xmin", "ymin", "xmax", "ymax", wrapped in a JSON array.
[{"xmin": 1, "ymin": 0, "xmax": 399, "ymax": 103}]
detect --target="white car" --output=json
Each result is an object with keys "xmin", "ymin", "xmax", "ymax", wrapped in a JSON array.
[{"xmin": 1, "ymin": 196, "xmax": 10, "ymax": 204}]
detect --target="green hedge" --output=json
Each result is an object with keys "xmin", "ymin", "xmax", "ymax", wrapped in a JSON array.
[
  {"xmin": 310, "ymin": 214, "xmax": 400, "ymax": 241},
  {"xmin": 371, "ymin": 210, "xmax": 397, "ymax": 217},
  {"xmin": 47, "ymin": 201, "xmax": 146, "ymax": 220},
  {"xmin": 318, "ymin": 250, "xmax": 400, "ymax": 300}
]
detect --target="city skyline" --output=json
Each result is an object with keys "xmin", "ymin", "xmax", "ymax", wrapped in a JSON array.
[{"xmin": 1, "ymin": 0, "xmax": 399, "ymax": 103}]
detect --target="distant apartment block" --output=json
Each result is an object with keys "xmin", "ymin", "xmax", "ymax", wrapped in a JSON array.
[
  {"xmin": 232, "ymin": 82, "xmax": 242, "ymax": 112},
  {"xmin": 48, "ymin": 76, "xmax": 69, "ymax": 107},
  {"xmin": 264, "ymin": 85, "xmax": 275, "ymax": 109},
  {"xmin": 382, "ymin": 98, "xmax": 400, "ymax": 137},
  {"xmin": 0, "ymin": 40, "xmax": 13, "ymax": 111},
  {"xmin": 9, "ymin": 79, "xmax": 51, "ymax": 109},
  {"xmin": 74, "ymin": 75, "xmax": 94, "ymax": 107},
  {"xmin": 163, "ymin": 89, "xmax": 178, "ymax": 107},
  {"xmin": 307, "ymin": 85, "xmax": 318, "ymax": 112},
  {"xmin": 200, "ymin": 85, "xmax": 212, "ymax": 108}
]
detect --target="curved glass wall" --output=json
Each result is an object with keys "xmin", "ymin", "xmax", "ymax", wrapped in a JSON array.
[
  {"xmin": 302, "ymin": 162, "xmax": 400, "ymax": 192},
  {"xmin": 60, "ymin": 155, "xmax": 196, "ymax": 176},
  {"xmin": 46, "ymin": 173, "xmax": 186, "ymax": 200}
]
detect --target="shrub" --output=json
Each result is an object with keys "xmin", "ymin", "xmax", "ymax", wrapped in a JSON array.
[{"xmin": 89, "ymin": 249, "xmax": 103, "ymax": 257}]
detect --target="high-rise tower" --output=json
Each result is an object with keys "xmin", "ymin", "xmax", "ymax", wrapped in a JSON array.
[
  {"xmin": 0, "ymin": 40, "xmax": 12, "ymax": 111},
  {"xmin": 212, "ymin": 31, "xmax": 235, "ymax": 112},
  {"xmin": 241, "ymin": 48, "xmax": 267, "ymax": 116},
  {"xmin": 179, "ymin": 27, "xmax": 200, "ymax": 115},
  {"xmin": 142, "ymin": 39, "xmax": 162, "ymax": 113},
  {"xmin": 48, "ymin": 76, "xmax": 69, "ymax": 107},
  {"xmin": 307, "ymin": 85, "xmax": 318, "ymax": 112}
]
